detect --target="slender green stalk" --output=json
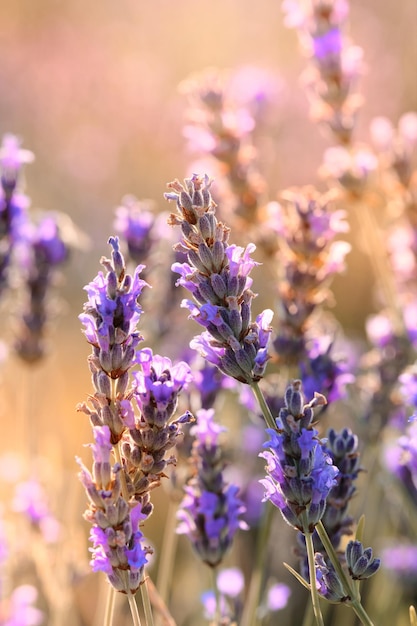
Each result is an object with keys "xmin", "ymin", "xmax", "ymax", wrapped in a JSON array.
[
  {"xmin": 156, "ymin": 499, "xmax": 179, "ymax": 606},
  {"xmin": 103, "ymin": 586, "xmax": 117, "ymax": 626},
  {"xmin": 211, "ymin": 566, "xmax": 221, "ymax": 625},
  {"xmin": 241, "ymin": 501, "xmax": 274, "ymax": 626},
  {"xmin": 127, "ymin": 588, "xmax": 142, "ymax": 626},
  {"xmin": 141, "ymin": 579, "xmax": 155, "ymax": 626},
  {"xmin": 302, "ymin": 514, "xmax": 324, "ymax": 626},
  {"xmin": 251, "ymin": 381, "xmax": 277, "ymax": 430},
  {"xmin": 316, "ymin": 522, "xmax": 375, "ymax": 626}
]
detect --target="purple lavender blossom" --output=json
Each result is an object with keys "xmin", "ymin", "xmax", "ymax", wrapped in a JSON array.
[
  {"xmin": 78, "ymin": 425, "xmax": 150, "ymax": 593},
  {"xmin": 12, "ymin": 479, "xmax": 61, "ymax": 543},
  {"xmin": 165, "ymin": 174, "xmax": 273, "ymax": 385},
  {"xmin": 121, "ymin": 348, "xmax": 193, "ymax": 516},
  {"xmin": 14, "ymin": 214, "xmax": 70, "ymax": 363},
  {"xmin": 4, "ymin": 585, "xmax": 43, "ymax": 626},
  {"xmin": 78, "ymin": 236, "xmax": 147, "ymax": 442},
  {"xmin": 113, "ymin": 195, "xmax": 156, "ymax": 267},
  {"xmin": 384, "ymin": 418, "xmax": 417, "ymax": 505},
  {"xmin": 0, "ymin": 134, "xmax": 32, "ymax": 297},
  {"xmin": 177, "ymin": 408, "xmax": 247, "ymax": 567},
  {"xmin": 260, "ymin": 380, "xmax": 338, "ymax": 532}
]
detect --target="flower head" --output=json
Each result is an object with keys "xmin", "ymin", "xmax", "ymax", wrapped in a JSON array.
[
  {"xmin": 165, "ymin": 174, "xmax": 273, "ymax": 384},
  {"xmin": 260, "ymin": 380, "xmax": 338, "ymax": 532},
  {"xmin": 177, "ymin": 408, "xmax": 247, "ymax": 567}
]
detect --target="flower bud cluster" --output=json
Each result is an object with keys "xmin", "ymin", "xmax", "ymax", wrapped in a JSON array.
[
  {"xmin": 176, "ymin": 408, "xmax": 247, "ymax": 567},
  {"xmin": 345, "ymin": 540, "xmax": 381, "ymax": 580},
  {"xmin": 78, "ymin": 236, "xmax": 147, "ymax": 443},
  {"xmin": 77, "ymin": 425, "xmax": 150, "ymax": 594},
  {"xmin": 165, "ymin": 174, "xmax": 273, "ymax": 385},
  {"xmin": 260, "ymin": 380, "xmax": 338, "ymax": 532},
  {"xmin": 121, "ymin": 348, "xmax": 194, "ymax": 517}
]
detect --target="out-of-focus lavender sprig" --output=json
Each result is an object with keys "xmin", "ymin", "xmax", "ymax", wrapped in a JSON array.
[
  {"xmin": 77, "ymin": 424, "xmax": 150, "ymax": 594},
  {"xmin": 179, "ymin": 68, "xmax": 269, "ymax": 226},
  {"xmin": 13, "ymin": 213, "xmax": 70, "ymax": 363},
  {"xmin": 0, "ymin": 134, "xmax": 33, "ymax": 299},
  {"xmin": 114, "ymin": 195, "xmax": 156, "ymax": 268},
  {"xmin": 266, "ymin": 185, "xmax": 352, "ymax": 399},
  {"xmin": 165, "ymin": 173, "xmax": 274, "ymax": 388},
  {"xmin": 176, "ymin": 408, "xmax": 247, "ymax": 568},
  {"xmin": 2, "ymin": 585, "xmax": 44, "ymax": 626},
  {"xmin": 282, "ymin": 0, "xmax": 364, "ymax": 144}
]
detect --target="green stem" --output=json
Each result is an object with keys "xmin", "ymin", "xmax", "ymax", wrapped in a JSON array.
[
  {"xmin": 141, "ymin": 578, "xmax": 155, "ymax": 626},
  {"xmin": 302, "ymin": 515, "xmax": 324, "ymax": 626},
  {"xmin": 241, "ymin": 501, "xmax": 275, "ymax": 626},
  {"xmin": 156, "ymin": 499, "xmax": 179, "ymax": 607},
  {"xmin": 211, "ymin": 566, "xmax": 221, "ymax": 625},
  {"xmin": 127, "ymin": 588, "xmax": 142, "ymax": 626},
  {"xmin": 316, "ymin": 522, "xmax": 375, "ymax": 626},
  {"xmin": 104, "ymin": 586, "xmax": 116, "ymax": 626},
  {"xmin": 251, "ymin": 381, "xmax": 277, "ymax": 430}
]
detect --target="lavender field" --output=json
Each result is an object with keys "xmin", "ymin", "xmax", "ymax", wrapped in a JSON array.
[{"xmin": 0, "ymin": 1, "xmax": 416, "ymax": 625}]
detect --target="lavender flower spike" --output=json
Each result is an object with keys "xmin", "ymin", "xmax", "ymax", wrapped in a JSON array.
[
  {"xmin": 260, "ymin": 380, "xmax": 338, "ymax": 532},
  {"xmin": 165, "ymin": 174, "xmax": 273, "ymax": 384},
  {"xmin": 121, "ymin": 348, "xmax": 194, "ymax": 517},
  {"xmin": 77, "ymin": 425, "xmax": 150, "ymax": 593},
  {"xmin": 78, "ymin": 236, "xmax": 147, "ymax": 443},
  {"xmin": 177, "ymin": 408, "xmax": 248, "ymax": 567}
]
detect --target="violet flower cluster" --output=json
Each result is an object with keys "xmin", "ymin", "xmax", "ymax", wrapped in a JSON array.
[
  {"xmin": 121, "ymin": 347, "xmax": 193, "ymax": 517},
  {"xmin": 0, "ymin": 134, "xmax": 33, "ymax": 298},
  {"xmin": 267, "ymin": 185, "xmax": 351, "ymax": 397},
  {"xmin": 165, "ymin": 173, "xmax": 273, "ymax": 385},
  {"xmin": 296, "ymin": 426, "xmax": 362, "ymax": 580},
  {"xmin": 77, "ymin": 425, "xmax": 150, "ymax": 593},
  {"xmin": 260, "ymin": 380, "xmax": 338, "ymax": 533},
  {"xmin": 78, "ymin": 236, "xmax": 147, "ymax": 443},
  {"xmin": 176, "ymin": 408, "xmax": 247, "ymax": 567},
  {"xmin": 14, "ymin": 215, "xmax": 70, "ymax": 363},
  {"xmin": 78, "ymin": 236, "xmax": 194, "ymax": 598},
  {"xmin": 282, "ymin": 0, "xmax": 364, "ymax": 144}
]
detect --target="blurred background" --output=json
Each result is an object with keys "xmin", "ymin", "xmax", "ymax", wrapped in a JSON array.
[{"xmin": 0, "ymin": 0, "xmax": 416, "ymax": 624}]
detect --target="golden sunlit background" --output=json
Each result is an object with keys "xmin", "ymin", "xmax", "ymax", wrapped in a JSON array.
[{"xmin": 0, "ymin": 0, "xmax": 416, "ymax": 624}]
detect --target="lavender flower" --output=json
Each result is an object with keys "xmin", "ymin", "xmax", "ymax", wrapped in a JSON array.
[
  {"xmin": 14, "ymin": 214, "xmax": 70, "ymax": 363},
  {"xmin": 282, "ymin": 0, "xmax": 364, "ymax": 144},
  {"xmin": 176, "ymin": 408, "xmax": 247, "ymax": 567},
  {"xmin": 77, "ymin": 425, "xmax": 150, "ymax": 593},
  {"xmin": 180, "ymin": 68, "xmax": 268, "ymax": 224},
  {"xmin": 113, "ymin": 195, "xmax": 156, "ymax": 267},
  {"xmin": 260, "ymin": 380, "xmax": 338, "ymax": 532},
  {"xmin": 78, "ymin": 236, "xmax": 147, "ymax": 443},
  {"xmin": 267, "ymin": 186, "xmax": 350, "ymax": 375},
  {"xmin": 3, "ymin": 585, "xmax": 43, "ymax": 626},
  {"xmin": 121, "ymin": 348, "xmax": 193, "ymax": 516},
  {"xmin": 0, "ymin": 134, "xmax": 32, "ymax": 297},
  {"xmin": 165, "ymin": 174, "xmax": 273, "ymax": 385}
]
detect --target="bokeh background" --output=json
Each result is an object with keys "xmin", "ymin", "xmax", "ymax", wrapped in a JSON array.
[{"xmin": 0, "ymin": 0, "xmax": 416, "ymax": 624}]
